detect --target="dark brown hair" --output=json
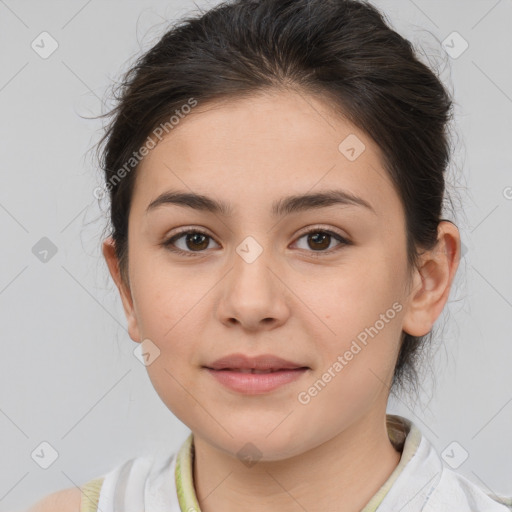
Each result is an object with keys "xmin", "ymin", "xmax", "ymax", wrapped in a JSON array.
[{"xmin": 96, "ymin": 0, "xmax": 455, "ymax": 397}]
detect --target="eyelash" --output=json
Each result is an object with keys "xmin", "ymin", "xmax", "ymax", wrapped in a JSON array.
[{"xmin": 162, "ymin": 226, "xmax": 351, "ymax": 258}]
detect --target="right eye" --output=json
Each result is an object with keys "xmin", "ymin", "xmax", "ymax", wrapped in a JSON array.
[{"xmin": 162, "ymin": 229, "xmax": 221, "ymax": 257}]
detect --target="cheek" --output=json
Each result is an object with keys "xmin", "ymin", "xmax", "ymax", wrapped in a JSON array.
[
  {"xmin": 132, "ymin": 269, "xmax": 205, "ymax": 417},
  {"xmin": 302, "ymin": 253, "xmax": 404, "ymax": 332},
  {"xmin": 297, "ymin": 302, "xmax": 403, "ymax": 426},
  {"xmin": 130, "ymin": 252, "xmax": 208, "ymax": 338},
  {"xmin": 297, "ymin": 251, "xmax": 405, "ymax": 382}
]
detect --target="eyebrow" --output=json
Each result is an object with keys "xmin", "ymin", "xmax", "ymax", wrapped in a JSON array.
[{"xmin": 146, "ymin": 189, "xmax": 376, "ymax": 217}]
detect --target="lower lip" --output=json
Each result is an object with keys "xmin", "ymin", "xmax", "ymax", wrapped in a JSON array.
[{"xmin": 205, "ymin": 368, "xmax": 308, "ymax": 394}]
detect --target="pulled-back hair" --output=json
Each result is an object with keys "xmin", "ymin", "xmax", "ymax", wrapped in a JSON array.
[{"xmin": 96, "ymin": 0, "xmax": 455, "ymax": 397}]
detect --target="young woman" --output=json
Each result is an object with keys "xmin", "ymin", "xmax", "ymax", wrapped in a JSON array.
[{"xmin": 27, "ymin": 0, "xmax": 511, "ymax": 511}]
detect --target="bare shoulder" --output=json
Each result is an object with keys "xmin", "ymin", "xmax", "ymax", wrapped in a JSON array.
[{"xmin": 25, "ymin": 487, "xmax": 83, "ymax": 512}]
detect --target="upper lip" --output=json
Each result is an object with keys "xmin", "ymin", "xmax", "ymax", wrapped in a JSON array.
[{"xmin": 205, "ymin": 353, "xmax": 308, "ymax": 371}]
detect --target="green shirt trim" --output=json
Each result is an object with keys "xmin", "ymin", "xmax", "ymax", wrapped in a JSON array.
[
  {"xmin": 361, "ymin": 415, "xmax": 421, "ymax": 511},
  {"xmin": 80, "ymin": 477, "xmax": 104, "ymax": 512}
]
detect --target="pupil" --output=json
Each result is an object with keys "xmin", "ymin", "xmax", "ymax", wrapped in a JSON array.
[
  {"xmin": 187, "ymin": 233, "xmax": 208, "ymax": 251},
  {"xmin": 309, "ymin": 232, "xmax": 330, "ymax": 250}
]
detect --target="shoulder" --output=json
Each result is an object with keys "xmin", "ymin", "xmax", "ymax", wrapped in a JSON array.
[
  {"xmin": 24, "ymin": 440, "xmax": 187, "ymax": 512},
  {"xmin": 25, "ymin": 476, "xmax": 105, "ymax": 512},
  {"xmin": 25, "ymin": 487, "xmax": 82, "ymax": 512},
  {"xmin": 425, "ymin": 467, "xmax": 512, "ymax": 512},
  {"xmin": 381, "ymin": 418, "xmax": 512, "ymax": 512}
]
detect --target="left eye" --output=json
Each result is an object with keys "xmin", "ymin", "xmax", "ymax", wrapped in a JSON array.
[
  {"xmin": 163, "ymin": 228, "xmax": 349, "ymax": 256},
  {"xmin": 294, "ymin": 230, "xmax": 349, "ymax": 253}
]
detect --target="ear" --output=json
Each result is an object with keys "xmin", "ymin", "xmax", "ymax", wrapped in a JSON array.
[
  {"xmin": 402, "ymin": 221, "xmax": 461, "ymax": 337},
  {"xmin": 102, "ymin": 236, "xmax": 141, "ymax": 343}
]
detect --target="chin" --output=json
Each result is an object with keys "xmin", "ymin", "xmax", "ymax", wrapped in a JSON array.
[{"xmin": 205, "ymin": 425, "xmax": 312, "ymax": 463}]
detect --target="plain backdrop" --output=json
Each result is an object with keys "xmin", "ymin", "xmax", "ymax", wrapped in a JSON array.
[{"xmin": 1, "ymin": 1, "xmax": 511, "ymax": 510}]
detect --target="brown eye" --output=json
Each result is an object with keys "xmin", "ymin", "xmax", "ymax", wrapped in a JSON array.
[
  {"xmin": 163, "ymin": 229, "xmax": 220, "ymax": 256},
  {"xmin": 185, "ymin": 232, "xmax": 209, "ymax": 251},
  {"xmin": 307, "ymin": 232, "xmax": 331, "ymax": 251},
  {"xmin": 294, "ymin": 229, "xmax": 349, "ymax": 254}
]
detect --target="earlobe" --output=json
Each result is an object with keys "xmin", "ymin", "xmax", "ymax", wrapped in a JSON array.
[
  {"xmin": 402, "ymin": 268, "xmax": 432, "ymax": 337},
  {"xmin": 102, "ymin": 237, "xmax": 141, "ymax": 343},
  {"xmin": 402, "ymin": 221, "xmax": 461, "ymax": 337}
]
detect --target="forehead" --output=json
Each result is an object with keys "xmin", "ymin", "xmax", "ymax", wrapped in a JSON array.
[{"xmin": 132, "ymin": 90, "xmax": 400, "ymax": 220}]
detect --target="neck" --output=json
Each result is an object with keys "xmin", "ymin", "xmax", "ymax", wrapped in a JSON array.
[{"xmin": 192, "ymin": 410, "xmax": 402, "ymax": 512}]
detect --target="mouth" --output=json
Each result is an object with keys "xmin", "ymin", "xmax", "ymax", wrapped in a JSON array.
[
  {"xmin": 202, "ymin": 354, "xmax": 310, "ymax": 394},
  {"xmin": 204, "ymin": 352, "xmax": 309, "ymax": 372},
  {"xmin": 202, "ymin": 353, "xmax": 310, "ymax": 394},
  {"xmin": 207, "ymin": 368, "xmax": 308, "ymax": 373}
]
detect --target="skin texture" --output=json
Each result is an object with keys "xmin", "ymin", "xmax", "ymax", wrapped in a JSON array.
[
  {"xmin": 25, "ymin": 487, "xmax": 82, "ymax": 512},
  {"xmin": 101, "ymin": 89, "xmax": 460, "ymax": 512}
]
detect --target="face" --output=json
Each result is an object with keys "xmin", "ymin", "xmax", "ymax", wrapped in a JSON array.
[{"xmin": 104, "ymin": 90, "xmax": 440, "ymax": 460}]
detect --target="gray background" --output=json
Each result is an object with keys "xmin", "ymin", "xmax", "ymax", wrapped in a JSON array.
[{"xmin": 1, "ymin": 1, "xmax": 511, "ymax": 510}]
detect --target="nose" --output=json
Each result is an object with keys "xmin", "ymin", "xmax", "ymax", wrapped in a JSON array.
[{"xmin": 215, "ymin": 246, "xmax": 291, "ymax": 332}]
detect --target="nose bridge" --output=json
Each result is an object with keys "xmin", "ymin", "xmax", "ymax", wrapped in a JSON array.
[
  {"xmin": 216, "ymin": 233, "xmax": 289, "ymax": 329},
  {"xmin": 231, "ymin": 233, "xmax": 276, "ymax": 295}
]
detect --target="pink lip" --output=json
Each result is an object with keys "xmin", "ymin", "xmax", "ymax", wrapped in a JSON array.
[
  {"xmin": 205, "ymin": 368, "xmax": 308, "ymax": 394},
  {"xmin": 203, "ymin": 353, "xmax": 309, "ymax": 394}
]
